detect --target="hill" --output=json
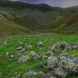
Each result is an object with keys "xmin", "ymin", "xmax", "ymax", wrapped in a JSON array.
[
  {"xmin": 0, "ymin": 1, "xmax": 63, "ymax": 33},
  {"xmin": 0, "ymin": 14, "xmax": 30, "ymax": 37},
  {"xmin": 0, "ymin": 1, "xmax": 78, "ymax": 34}
]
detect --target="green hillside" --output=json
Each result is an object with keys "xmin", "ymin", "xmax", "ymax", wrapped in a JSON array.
[
  {"xmin": 0, "ymin": 14, "xmax": 31, "ymax": 36},
  {"xmin": 0, "ymin": 5, "xmax": 63, "ymax": 33},
  {"xmin": 0, "ymin": 1, "xmax": 78, "ymax": 35}
]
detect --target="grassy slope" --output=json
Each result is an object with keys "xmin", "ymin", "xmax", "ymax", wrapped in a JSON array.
[
  {"xmin": 0, "ymin": 15, "xmax": 31, "ymax": 37},
  {"xmin": 0, "ymin": 2, "xmax": 78, "ymax": 34},
  {"xmin": 6, "ymin": 6, "xmax": 78, "ymax": 34},
  {"xmin": 0, "ymin": 4, "xmax": 78, "ymax": 34},
  {"xmin": 0, "ymin": 3, "xmax": 63, "ymax": 33}
]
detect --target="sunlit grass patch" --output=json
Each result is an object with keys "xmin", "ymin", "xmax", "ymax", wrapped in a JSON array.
[{"xmin": 66, "ymin": 50, "xmax": 78, "ymax": 57}]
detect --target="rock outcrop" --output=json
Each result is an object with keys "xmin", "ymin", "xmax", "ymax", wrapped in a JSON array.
[{"xmin": 46, "ymin": 42, "xmax": 78, "ymax": 78}]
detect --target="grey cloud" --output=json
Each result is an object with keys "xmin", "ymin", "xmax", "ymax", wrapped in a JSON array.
[{"xmin": 9, "ymin": 0, "xmax": 78, "ymax": 7}]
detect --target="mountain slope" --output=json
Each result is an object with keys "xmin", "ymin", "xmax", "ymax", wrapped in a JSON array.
[
  {"xmin": 0, "ymin": 15, "xmax": 30, "ymax": 37},
  {"xmin": 0, "ymin": 3, "xmax": 62, "ymax": 33},
  {"xmin": 0, "ymin": 1, "xmax": 78, "ymax": 34}
]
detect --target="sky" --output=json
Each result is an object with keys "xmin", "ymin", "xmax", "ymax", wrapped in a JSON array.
[{"xmin": 9, "ymin": 0, "xmax": 78, "ymax": 8}]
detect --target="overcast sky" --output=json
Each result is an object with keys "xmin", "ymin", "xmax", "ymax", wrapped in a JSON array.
[{"xmin": 9, "ymin": 0, "xmax": 78, "ymax": 8}]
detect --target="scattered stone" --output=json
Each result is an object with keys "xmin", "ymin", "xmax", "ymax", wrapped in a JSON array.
[
  {"xmin": 10, "ymin": 54, "xmax": 14, "ymax": 58},
  {"xmin": 27, "ymin": 44, "xmax": 33, "ymax": 49},
  {"xmin": 16, "ymin": 46, "xmax": 23, "ymax": 50},
  {"xmin": 6, "ymin": 52, "xmax": 9, "ymax": 56},
  {"xmin": 70, "ymin": 43, "xmax": 78, "ymax": 50},
  {"xmin": 16, "ymin": 45, "xmax": 26, "ymax": 52},
  {"xmin": 60, "ymin": 55, "xmax": 78, "ymax": 73},
  {"xmin": 51, "ymin": 42, "xmax": 69, "ymax": 56},
  {"xmin": 17, "ymin": 55, "xmax": 30, "ymax": 64},
  {"xmin": 18, "ymin": 41, "xmax": 24, "ymax": 45},
  {"xmin": 38, "ymin": 71, "xmax": 45, "ymax": 75},
  {"xmin": 19, "ymin": 48, "xmax": 26, "ymax": 53},
  {"xmin": 54, "ymin": 67, "xmax": 67, "ymax": 78},
  {"xmin": 47, "ymin": 56, "xmax": 58, "ymax": 68},
  {"xmin": 37, "ymin": 41, "xmax": 44, "ymax": 48},
  {"xmin": 42, "ymin": 55, "xmax": 48, "ymax": 60},
  {"xmin": 8, "ymin": 53, "xmax": 16, "ymax": 61},
  {"xmin": 43, "ymin": 72, "xmax": 56, "ymax": 78},
  {"xmin": 46, "ymin": 51, "xmax": 52, "ymax": 56},
  {"xmin": 30, "ymin": 51, "xmax": 41, "ymax": 60},
  {"xmin": 23, "ymin": 70, "xmax": 38, "ymax": 78},
  {"xmin": 2, "ymin": 41, "xmax": 78, "ymax": 78},
  {"xmin": 50, "ymin": 77, "xmax": 56, "ymax": 78}
]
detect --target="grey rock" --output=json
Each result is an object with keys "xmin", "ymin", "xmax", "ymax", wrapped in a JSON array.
[
  {"xmin": 47, "ymin": 56, "xmax": 58, "ymax": 68},
  {"xmin": 27, "ymin": 44, "xmax": 33, "ymax": 49},
  {"xmin": 54, "ymin": 67, "xmax": 67, "ymax": 78},
  {"xmin": 16, "ymin": 46, "xmax": 23, "ymax": 50},
  {"xmin": 30, "ymin": 51, "xmax": 41, "ymax": 60},
  {"xmin": 23, "ymin": 70, "xmax": 38, "ymax": 78},
  {"xmin": 37, "ymin": 41, "xmax": 44, "ymax": 48},
  {"xmin": 17, "ymin": 55, "xmax": 30, "ymax": 64}
]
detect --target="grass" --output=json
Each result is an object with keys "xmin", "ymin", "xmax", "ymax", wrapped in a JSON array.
[
  {"xmin": 0, "ymin": 34, "xmax": 78, "ymax": 78},
  {"xmin": 0, "ymin": 15, "xmax": 30, "ymax": 37}
]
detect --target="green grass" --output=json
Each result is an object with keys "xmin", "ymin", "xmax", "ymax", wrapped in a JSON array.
[{"xmin": 0, "ymin": 34, "xmax": 78, "ymax": 78}]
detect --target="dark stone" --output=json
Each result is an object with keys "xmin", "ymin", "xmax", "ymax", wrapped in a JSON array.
[{"xmin": 59, "ymin": 44, "xmax": 66, "ymax": 50}]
